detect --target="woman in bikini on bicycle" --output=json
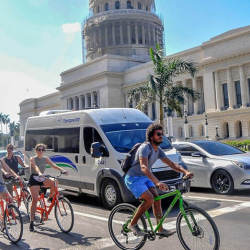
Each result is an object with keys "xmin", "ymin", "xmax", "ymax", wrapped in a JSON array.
[{"xmin": 28, "ymin": 143, "xmax": 68, "ymax": 232}]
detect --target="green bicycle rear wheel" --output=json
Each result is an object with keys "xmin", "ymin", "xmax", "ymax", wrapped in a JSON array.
[
  {"xmin": 108, "ymin": 203, "xmax": 147, "ymax": 250},
  {"xmin": 176, "ymin": 206, "xmax": 220, "ymax": 250}
]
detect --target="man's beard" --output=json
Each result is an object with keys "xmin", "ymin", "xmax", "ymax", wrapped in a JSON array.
[{"xmin": 152, "ymin": 139, "xmax": 162, "ymax": 146}]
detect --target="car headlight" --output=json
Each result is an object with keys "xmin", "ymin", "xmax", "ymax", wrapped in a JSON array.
[{"xmin": 232, "ymin": 161, "xmax": 250, "ymax": 170}]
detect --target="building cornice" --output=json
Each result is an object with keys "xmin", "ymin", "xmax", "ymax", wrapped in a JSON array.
[{"xmin": 57, "ymin": 71, "xmax": 124, "ymax": 91}]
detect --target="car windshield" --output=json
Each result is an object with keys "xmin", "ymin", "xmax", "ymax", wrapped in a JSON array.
[
  {"xmin": 101, "ymin": 122, "xmax": 172, "ymax": 153},
  {"xmin": 193, "ymin": 141, "xmax": 245, "ymax": 156}
]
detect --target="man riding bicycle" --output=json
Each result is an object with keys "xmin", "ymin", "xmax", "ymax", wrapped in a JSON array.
[{"xmin": 125, "ymin": 123, "xmax": 194, "ymax": 238}]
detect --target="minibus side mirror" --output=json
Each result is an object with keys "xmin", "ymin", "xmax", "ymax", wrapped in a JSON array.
[{"xmin": 91, "ymin": 142, "xmax": 105, "ymax": 158}]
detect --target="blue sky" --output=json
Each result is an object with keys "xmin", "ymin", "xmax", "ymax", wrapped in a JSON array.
[{"xmin": 0, "ymin": 0, "xmax": 250, "ymax": 124}]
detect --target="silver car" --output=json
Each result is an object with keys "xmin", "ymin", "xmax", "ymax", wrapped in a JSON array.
[{"xmin": 173, "ymin": 141, "xmax": 250, "ymax": 194}]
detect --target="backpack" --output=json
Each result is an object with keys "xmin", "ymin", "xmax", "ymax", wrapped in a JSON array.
[{"xmin": 121, "ymin": 142, "xmax": 151, "ymax": 174}]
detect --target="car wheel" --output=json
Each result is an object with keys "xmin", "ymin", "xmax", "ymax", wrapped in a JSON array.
[
  {"xmin": 212, "ymin": 170, "xmax": 234, "ymax": 195},
  {"xmin": 101, "ymin": 179, "xmax": 122, "ymax": 210}
]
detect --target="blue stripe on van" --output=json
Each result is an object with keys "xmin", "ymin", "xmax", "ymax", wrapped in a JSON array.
[{"xmin": 49, "ymin": 155, "xmax": 78, "ymax": 172}]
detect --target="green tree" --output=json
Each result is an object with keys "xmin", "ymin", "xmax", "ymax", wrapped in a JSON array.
[{"xmin": 127, "ymin": 45, "xmax": 200, "ymax": 128}]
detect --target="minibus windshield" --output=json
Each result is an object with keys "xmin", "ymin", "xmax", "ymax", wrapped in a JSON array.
[{"xmin": 100, "ymin": 123, "xmax": 172, "ymax": 153}]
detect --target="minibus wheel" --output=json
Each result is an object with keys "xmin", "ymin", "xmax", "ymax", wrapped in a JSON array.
[{"xmin": 101, "ymin": 179, "xmax": 122, "ymax": 210}]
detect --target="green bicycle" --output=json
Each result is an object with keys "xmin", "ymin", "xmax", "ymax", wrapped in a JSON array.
[{"xmin": 108, "ymin": 178, "xmax": 220, "ymax": 250}]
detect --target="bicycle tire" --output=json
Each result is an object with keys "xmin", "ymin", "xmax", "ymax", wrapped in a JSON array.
[
  {"xmin": 26, "ymin": 195, "xmax": 44, "ymax": 224},
  {"xmin": 176, "ymin": 206, "xmax": 220, "ymax": 250},
  {"xmin": 54, "ymin": 197, "xmax": 74, "ymax": 233},
  {"xmin": 108, "ymin": 203, "xmax": 147, "ymax": 250},
  {"xmin": 22, "ymin": 188, "xmax": 30, "ymax": 210},
  {"xmin": 4, "ymin": 204, "xmax": 23, "ymax": 244}
]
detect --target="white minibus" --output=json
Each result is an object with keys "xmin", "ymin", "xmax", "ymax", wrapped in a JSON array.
[{"xmin": 24, "ymin": 108, "xmax": 186, "ymax": 209}]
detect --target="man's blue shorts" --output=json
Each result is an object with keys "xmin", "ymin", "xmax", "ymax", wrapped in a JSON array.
[{"xmin": 125, "ymin": 175, "xmax": 155, "ymax": 199}]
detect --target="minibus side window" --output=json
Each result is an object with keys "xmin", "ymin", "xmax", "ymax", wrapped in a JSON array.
[
  {"xmin": 25, "ymin": 128, "xmax": 80, "ymax": 153},
  {"xmin": 84, "ymin": 127, "xmax": 108, "ymax": 156}
]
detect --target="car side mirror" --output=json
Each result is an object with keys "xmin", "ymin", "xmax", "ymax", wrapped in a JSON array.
[
  {"xmin": 91, "ymin": 142, "xmax": 105, "ymax": 158},
  {"xmin": 191, "ymin": 152, "xmax": 206, "ymax": 158}
]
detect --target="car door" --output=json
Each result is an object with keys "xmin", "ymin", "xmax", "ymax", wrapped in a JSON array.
[{"xmin": 178, "ymin": 144, "xmax": 210, "ymax": 187}]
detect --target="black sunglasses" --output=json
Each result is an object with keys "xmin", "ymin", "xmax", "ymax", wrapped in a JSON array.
[
  {"xmin": 156, "ymin": 132, "xmax": 163, "ymax": 136},
  {"xmin": 7, "ymin": 147, "xmax": 13, "ymax": 150},
  {"xmin": 37, "ymin": 148, "xmax": 45, "ymax": 152}
]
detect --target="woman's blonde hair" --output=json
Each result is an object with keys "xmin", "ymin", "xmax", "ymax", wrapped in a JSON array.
[{"xmin": 35, "ymin": 143, "xmax": 47, "ymax": 151}]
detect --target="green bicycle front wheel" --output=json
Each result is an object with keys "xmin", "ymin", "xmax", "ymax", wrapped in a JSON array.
[
  {"xmin": 176, "ymin": 206, "xmax": 220, "ymax": 250},
  {"xmin": 108, "ymin": 203, "xmax": 147, "ymax": 250}
]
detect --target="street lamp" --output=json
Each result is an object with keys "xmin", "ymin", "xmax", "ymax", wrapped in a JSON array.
[
  {"xmin": 164, "ymin": 107, "xmax": 173, "ymax": 141},
  {"xmin": 184, "ymin": 111, "xmax": 189, "ymax": 140},
  {"xmin": 215, "ymin": 126, "xmax": 220, "ymax": 141},
  {"xmin": 204, "ymin": 113, "xmax": 209, "ymax": 140}
]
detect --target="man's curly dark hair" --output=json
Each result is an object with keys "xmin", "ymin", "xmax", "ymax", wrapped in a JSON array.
[{"xmin": 146, "ymin": 123, "xmax": 163, "ymax": 142}]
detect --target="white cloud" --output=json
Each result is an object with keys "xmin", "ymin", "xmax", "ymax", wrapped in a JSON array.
[
  {"xmin": 62, "ymin": 23, "xmax": 81, "ymax": 33},
  {"xmin": 0, "ymin": 52, "xmax": 58, "ymax": 125}
]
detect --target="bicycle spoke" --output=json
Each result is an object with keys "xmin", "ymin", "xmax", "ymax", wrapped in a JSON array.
[
  {"xmin": 108, "ymin": 204, "xmax": 147, "ymax": 250},
  {"xmin": 54, "ymin": 197, "xmax": 74, "ymax": 233},
  {"xmin": 5, "ymin": 204, "xmax": 23, "ymax": 243},
  {"xmin": 177, "ymin": 206, "xmax": 220, "ymax": 250}
]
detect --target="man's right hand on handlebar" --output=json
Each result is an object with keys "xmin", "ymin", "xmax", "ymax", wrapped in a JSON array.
[
  {"xmin": 184, "ymin": 171, "xmax": 194, "ymax": 179},
  {"xmin": 156, "ymin": 182, "xmax": 169, "ymax": 191}
]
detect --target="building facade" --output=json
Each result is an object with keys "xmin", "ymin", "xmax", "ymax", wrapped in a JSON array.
[{"xmin": 19, "ymin": 0, "xmax": 250, "ymax": 142}]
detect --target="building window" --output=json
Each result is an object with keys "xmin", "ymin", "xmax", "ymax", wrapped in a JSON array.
[
  {"xmin": 105, "ymin": 3, "xmax": 109, "ymax": 11},
  {"xmin": 189, "ymin": 125, "xmax": 194, "ymax": 137},
  {"xmin": 146, "ymin": 6, "xmax": 148, "ymax": 11},
  {"xmin": 115, "ymin": 1, "xmax": 120, "ymax": 9},
  {"xmin": 179, "ymin": 127, "xmax": 183, "ymax": 138},
  {"xmin": 152, "ymin": 103, "xmax": 156, "ymax": 120},
  {"xmin": 127, "ymin": 1, "xmax": 132, "ymax": 9},
  {"xmin": 235, "ymin": 81, "xmax": 242, "ymax": 107},
  {"xmin": 97, "ymin": 6, "xmax": 100, "ymax": 13},
  {"xmin": 138, "ymin": 2, "xmax": 142, "ymax": 9},
  {"xmin": 222, "ymin": 83, "xmax": 229, "ymax": 108},
  {"xmin": 248, "ymin": 79, "xmax": 250, "ymax": 103}
]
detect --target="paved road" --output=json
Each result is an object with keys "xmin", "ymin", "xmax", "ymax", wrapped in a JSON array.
[{"xmin": 0, "ymin": 187, "xmax": 249, "ymax": 250}]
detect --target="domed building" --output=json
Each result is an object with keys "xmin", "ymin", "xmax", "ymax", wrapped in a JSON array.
[
  {"xmin": 19, "ymin": 1, "xmax": 250, "ymax": 142},
  {"xmin": 83, "ymin": 0, "xmax": 164, "ymax": 62}
]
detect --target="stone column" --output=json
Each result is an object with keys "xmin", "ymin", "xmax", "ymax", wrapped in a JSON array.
[
  {"xmin": 85, "ymin": 94, "xmax": 88, "ymax": 108},
  {"xmin": 91, "ymin": 92, "xmax": 94, "ymax": 107},
  {"xmin": 239, "ymin": 65, "xmax": 247, "ymax": 107},
  {"xmin": 67, "ymin": 98, "xmax": 72, "ymax": 110},
  {"xmin": 99, "ymin": 27, "xmax": 101, "ymax": 47},
  {"xmin": 135, "ymin": 22, "xmax": 138, "ymax": 44},
  {"xmin": 127, "ymin": 21, "xmax": 131, "ymax": 44},
  {"xmin": 73, "ymin": 96, "xmax": 77, "ymax": 110},
  {"xmin": 148, "ymin": 103, "xmax": 153, "ymax": 119},
  {"xmin": 93, "ymin": 27, "xmax": 96, "ymax": 48},
  {"xmin": 120, "ymin": 22, "xmax": 123, "ymax": 45},
  {"xmin": 183, "ymin": 80, "xmax": 188, "ymax": 113},
  {"xmin": 79, "ymin": 95, "xmax": 83, "ymax": 110},
  {"xmin": 148, "ymin": 25, "xmax": 152, "ymax": 45},
  {"xmin": 226, "ymin": 68, "xmax": 234, "ymax": 109},
  {"xmin": 96, "ymin": 91, "xmax": 100, "ymax": 107},
  {"xmin": 214, "ymin": 71, "xmax": 222, "ymax": 111},
  {"xmin": 192, "ymin": 77, "xmax": 198, "ymax": 115},
  {"xmin": 153, "ymin": 25, "xmax": 156, "ymax": 45},
  {"xmin": 142, "ymin": 23, "xmax": 145, "ymax": 44},
  {"xmin": 112, "ymin": 23, "xmax": 115, "ymax": 45},
  {"xmin": 105, "ymin": 25, "xmax": 108, "ymax": 46}
]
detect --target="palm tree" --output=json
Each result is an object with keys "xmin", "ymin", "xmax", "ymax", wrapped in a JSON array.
[
  {"xmin": 4, "ymin": 114, "xmax": 10, "ymax": 145},
  {"xmin": 127, "ymin": 44, "xmax": 200, "ymax": 128},
  {"xmin": 0, "ymin": 113, "xmax": 6, "ymax": 147}
]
